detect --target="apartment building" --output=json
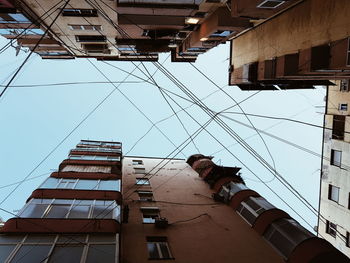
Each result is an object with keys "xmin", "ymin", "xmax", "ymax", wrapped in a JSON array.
[
  {"xmin": 229, "ymin": 0, "xmax": 350, "ymax": 90},
  {"xmin": 0, "ymin": 0, "xmax": 304, "ymax": 62},
  {"xmin": 0, "ymin": 140, "xmax": 348, "ymax": 262},
  {"xmin": 318, "ymin": 80, "xmax": 350, "ymax": 257}
]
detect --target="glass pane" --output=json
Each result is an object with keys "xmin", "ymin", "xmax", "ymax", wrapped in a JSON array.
[
  {"xmin": 25, "ymin": 235, "xmax": 56, "ymax": 243},
  {"xmin": 92, "ymin": 206, "xmax": 113, "ymax": 219},
  {"xmin": 159, "ymin": 243, "xmax": 171, "ymax": 259},
  {"xmin": 31, "ymin": 199, "xmax": 52, "ymax": 204},
  {"xmin": 147, "ymin": 243, "xmax": 159, "ymax": 259},
  {"xmin": 68, "ymin": 205, "xmax": 91, "ymax": 218},
  {"xmin": 48, "ymin": 245, "xmax": 84, "ymax": 263},
  {"xmin": 88, "ymin": 235, "xmax": 115, "ymax": 243},
  {"xmin": 57, "ymin": 235, "xmax": 86, "ymax": 244},
  {"xmin": 0, "ymin": 245, "xmax": 16, "ymax": 262},
  {"xmin": 10, "ymin": 245, "xmax": 51, "ymax": 263},
  {"xmin": 20, "ymin": 204, "xmax": 48, "ymax": 218},
  {"xmin": 0, "ymin": 235, "xmax": 23, "ymax": 243},
  {"xmin": 40, "ymin": 178, "xmax": 58, "ymax": 189},
  {"xmin": 53, "ymin": 199, "xmax": 72, "ymax": 204},
  {"xmin": 45, "ymin": 204, "xmax": 71, "ymax": 218},
  {"xmin": 75, "ymin": 180, "xmax": 99, "ymax": 190},
  {"xmin": 86, "ymin": 244, "xmax": 115, "ymax": 263},
  {"xmin": 98, "ymin": 180, "xmax": 120, "ymax": 191}
]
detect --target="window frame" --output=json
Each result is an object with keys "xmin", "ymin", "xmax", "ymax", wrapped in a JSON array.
[
  {"xmin": 136, "ymin": 178, "xmax": 150, "ymax": 186},
  {"xmin": 146, "ymin": 237, "xmax": 173, "ymax": 260},
  {"xmin": 137, "ymin": 191, "xmax": 154, "ymax": 202},
  {"xmin": 0, "ymin": 234, "xmax": 118, "ymax": 263},
  {"xmin": 326, "ymin": 220, "xmax": 337, "ymax": 238},
  {"xmin": 62, "ymin": 9, "xmax": 98, "ymax": 17},
  {"xmin": 328, "ymin": 184, "xmax": 340, "ymax": 203},
  {"xmin": 141, "ymin": 207, "xmax": 159, "ymax": 224},
  {"xmin": 330, "ymin": 149, "xmax": 342, "ymax": 167}
]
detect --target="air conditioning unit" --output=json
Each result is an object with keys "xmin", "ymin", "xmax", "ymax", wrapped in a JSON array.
[
  {"xmin": 257, "ymin": 0, "xmax": 285, "ymax": 9},
  {"xmin": 155, "ymin": 217, "xmax": 169, "ymax": 228}
]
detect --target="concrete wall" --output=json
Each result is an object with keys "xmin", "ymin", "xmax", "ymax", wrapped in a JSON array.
[
  {"xmin": 231, "ymin": 0, "xmax": 350, "ymax": 69},
  {"xmin": 121, "ymin": 157, "xmax": 283, "ymax": 263},
  {"xmin": 319, "ymin": 82, "xmax": 350, "ymax": 257}
]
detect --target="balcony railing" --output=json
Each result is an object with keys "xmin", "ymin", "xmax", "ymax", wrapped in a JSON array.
[{"xmin": 71, "ymin": 147, "xmax": 121, "ymax": 153}]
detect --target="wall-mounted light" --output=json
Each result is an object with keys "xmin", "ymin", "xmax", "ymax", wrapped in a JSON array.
[
  {"xmin": 200, "ymin": 37, "xmax": 208, "ymax": 41},
  {"xmin": 185, "ymin": 17, "xmax": 200, "ymax": 24}
]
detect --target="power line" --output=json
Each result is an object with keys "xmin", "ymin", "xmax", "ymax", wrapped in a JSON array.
[
  {"xmin": 0, "ymin": 81, "xmax": 143, "ymax": 88},
  {"xmin": 0, "ymin": 0, "xmax": 71, "ymax": 99}
]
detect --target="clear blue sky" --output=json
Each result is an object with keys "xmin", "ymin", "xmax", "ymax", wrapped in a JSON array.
[{"xmin": 0, "ymin": 37, "xmax": 325, "ymax": 231}]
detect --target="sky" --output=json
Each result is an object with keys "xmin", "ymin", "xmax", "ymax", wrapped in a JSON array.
[{"xmin": 0, "ymin": 37, "xmax": 325, "ymax": 232}]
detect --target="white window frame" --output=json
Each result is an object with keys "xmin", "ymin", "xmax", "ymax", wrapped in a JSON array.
[
  {"xmin": 328, "ymin": 184, "xmax": 340, "ymax": 203},
  {"xmin": 146, "ymin": 238, "xmax": 172, "ymax": 260}
]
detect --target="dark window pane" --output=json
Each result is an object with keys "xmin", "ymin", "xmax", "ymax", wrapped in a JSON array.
[
  {"xmin": 57, "ymin": 235, "xmax": 86, "ymax": 244},
  {"xmin": 0, "ymin": 245, "xmax": 16, "ymax": 262},
  {"xmin": 0, "ymin": 235, "xmax": 23, "ymax": 243},
  {"xmin": 92, "ymin": 206, "xmax": 113, "ymax": 219},
  {"xmin": 20, "ymin": 204, "xmax": 48, "ymax": 217},
  {"xmin": 25, "ymin": 235, "xmax": 56, "ymax": 243},
  {"xmin": 159, "ymin": 243, "xmax": 171, "ymax": 259},
  {"xmin": 88, "ymin": 235, "xmax": 115, "ymax": 243},
  {"xmin": 10, "ymin": 245, "xmax": 51, "ymax": 263},
  {"xmin": 48, "ymin": 245, "xmax": 84, "ymax": 263},
  {"xmin": 45, "ymin": 204, "xmax": 71, "ymax": 218},
  {"xmin": 68, "ymin": 205, "xmax": 91, "ymax": 218},
  {"xmin": 147, "ymin": 243, "xmax": 160, "ymax": 259},
  {"xmin": 86, "ymin": 244, "xmax": 115, "ymax": 263}
]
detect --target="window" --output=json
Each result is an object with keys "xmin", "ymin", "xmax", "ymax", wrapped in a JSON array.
[
  {"xmin": 257, "ymin": 0, "xmax": 285, "ymax": 8},
  {"xmin": 69, "ymin": 24, "xmax": 102, "ymax": 31},
  {"xmin": 62, "ymin": 9, "xmax": 98, "ymax": 17},
  {"xmin": 132, "ymin": 160, "xmax": 143, "ymax": 165},
  {"xmin": 0, "ymin": 13, "xmax": 31, "ymax": 23},
  {"xmin": 339, "ymin": 103, "xmax": 348, "ymax": 111},
  {"xmin": 348, "ymin": 193, "xmax": 350, "ymax": 209},
  {"xmin": 141, "ymin": 207, "xmax": 159, "ymax": 223},
  {"xmin": 134, "ymin": 167, "xmax": 146, "ymax": 174},
  {"xmin": 19, "ymin": 199, "xmax": 120, "ymax": 221},
  {"xmin": 39, "ymin": 178, "xmax": 121, "ymax": 191},
  {"xmin": 136, "ymin": 178, "xmax": 150, "ymax": 185},
  {"xmin": 263, "ymin": 218, "xmax": 313, "ymax": 259},
  {"xmin": 61, "ymin": 165, "xmax": 112, "ymax": 173},
  {"xmin": 326, "ymin": 220, "xmax": 337, "ymax": 238},
  {"xmin": 340, "ymin": 79, "xmax": 349, "ymax": 91},
  {"xmin": 330, "ymin": 149, "xmax": 342, "ymax": 167},
  {"xmin": 68, "ymin": 155, "xmax": 120, "ymax": 161},
  {"xmin": 328, "ymin": 184, "xmax": 340, "ymax": 203},
  {"xmin": 332, "ymin": 115, "xmax": 345, "ymax": 140},
  {"xmin": 236, "ymin": 197, "xmax": 275, "ymax": 225},
  {"xmin": 346, "ymin": 232, "xmax": 350, "ymax": 248},
  {"xmin": 0, "ymin": 234, "xmax": 117, "ymax": 263},
  {"xmin": 76, "ymin": 35, "xmax": 106, "ymax": 42},
  {"xmin": 138, "ymin": 191, "xmax": 154, "ymax": 201},
  {"xmin": 146, "ymin": 237, "xmax": 172, "ymax": 260},
  {"xmin": 217, "ymin": 182, "xmax": 248, "ymax": 203},
  {"xmin": 83, "ymin": 44, "xmax": 110, "ymax": 54}
]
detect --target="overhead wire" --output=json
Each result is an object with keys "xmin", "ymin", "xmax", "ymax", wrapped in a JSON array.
[{"xmin": 0, "ymin": 0, "xmax": 71, "ymax": 99}]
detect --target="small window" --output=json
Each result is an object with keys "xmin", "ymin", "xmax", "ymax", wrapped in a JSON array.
[
  {"xmin": 141, "ymin": 207, "xmax": 159, "ymax": 224},
  {"xmin": 236, "ymin": 197, "xmax": 275, "ymax": 225},
  {"xmin": 328, "ymin": 185, "xmax": 340, "ymax": 203},
  {"xmin": 76, "ymin": 35, "xmax": 106, "ymax": 42},
  {"xmin": 138, "ymin": 191, "xmax": 154, "ymax": 202},
  {"xmin": 348, "ymin": 193, "xmax": 350, "ymax": 209},
  {"xmin": 340, "ymin": 79, "xmax": 349, "ymax": 91},
  {"xmin": 330, "ymin": 149, "xmax": 342, "ymax": 167},
  {"xmin": 326, "ymin": 220, "xmax": 337, "ymax": 238},
  {"xmin": 146, "ymin": 237, "xmax": 172, "ymax": 260},
  {"xmin": 134, "ymin": 167, "xmax": 146, "ymax": 174},
  {"xmin": 136, "ymin": 178, "xmax": 150, "ymax": 185},
  {"xmin": 346, "ymin": 232, "xmax": 350, "ymax": 248},
  {"xmin": 339, "ymin": 103, "xmax": 348, "ymax": 111},
  {"xmin": 132, "ymin": 160, "xmax": 143, "ymax": 165},
  {"xmin": 332, "ymin": 115, "xmax": 345, "ymax": 140},
  {"xmin": 62, "ymin": 9, "xmax": 98, "ymax": 17},
  {"xmin": 69, "ymin": 24, "xmax": 101, "ymax": 31}
]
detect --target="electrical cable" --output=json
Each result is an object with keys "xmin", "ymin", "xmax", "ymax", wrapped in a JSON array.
[
  {"xmin": 0, "ymin": 0, "xmax": 71, "ymax": 99},
  {"xmin": 0, "ymin": 81, "xmax": 143, "ymax": 88}
]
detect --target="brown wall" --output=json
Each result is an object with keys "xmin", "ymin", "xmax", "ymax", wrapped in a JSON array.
[{"xmin": 121, "ymin": 157, "xmax": 283, "ymax": 263}]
